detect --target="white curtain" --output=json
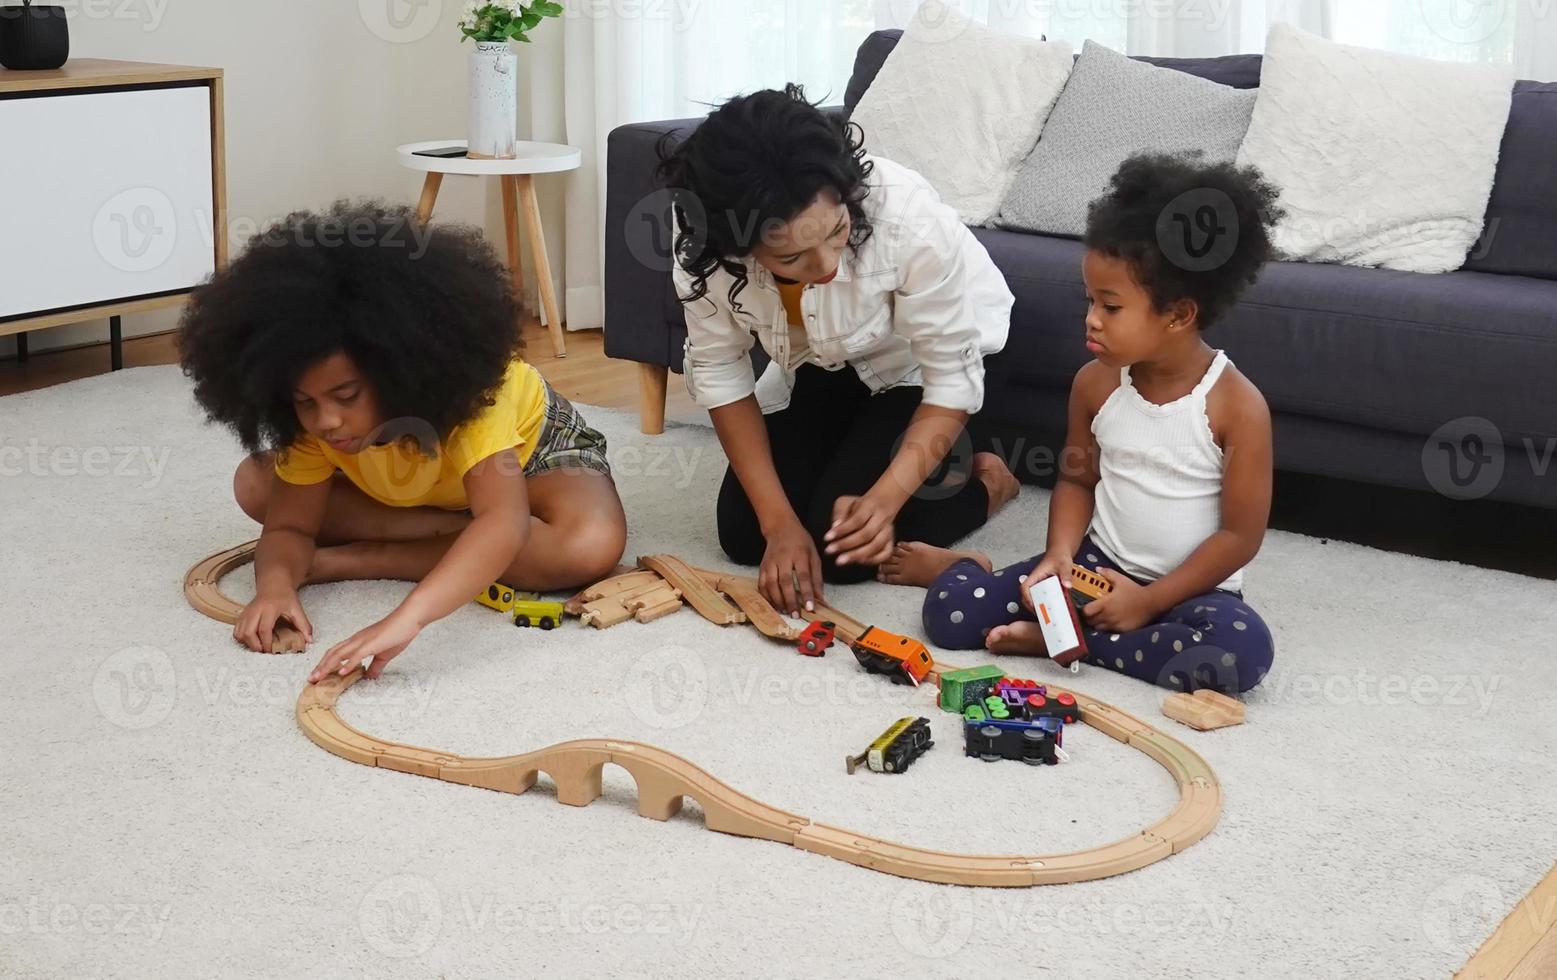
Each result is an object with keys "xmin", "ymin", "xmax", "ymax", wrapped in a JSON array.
[
  {"xmin": 876, "ymin": 0, "xmax": 1553, "ymax": 76},
  {"xmin": 536, "ymin": 0, "xmax": 1550, "ymax": 333},
  {"xmin": 527, "ymin": 1, "xmax": 877, "ymax": 331}
]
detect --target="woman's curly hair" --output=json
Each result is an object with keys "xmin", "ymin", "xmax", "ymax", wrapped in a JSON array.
[
  {"xmin": 178, "ymin": 200, "xmax": 522, "ymax": 454},
  {"xmin": 655, "ymin": 84, "xmax": 875, "ymax": 315},
  {"xmin": 1085, "ymin": 153, "xmax": 1285, "ymax": 329}
]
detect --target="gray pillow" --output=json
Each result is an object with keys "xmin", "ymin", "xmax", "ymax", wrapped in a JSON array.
[{"xmin": 998, "ymin": 40, "xmax": 1259, "ymax": 238}]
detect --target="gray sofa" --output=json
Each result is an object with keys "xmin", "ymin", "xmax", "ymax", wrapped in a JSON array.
[{"xmin": 605, "ymin": 29, "xmax": 1557, "ymax": 509}]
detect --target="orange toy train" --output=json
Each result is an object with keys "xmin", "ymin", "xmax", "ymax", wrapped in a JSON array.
[{"xmin": 851, "ymin": 626, "xmax": 935, "ymax": 687}]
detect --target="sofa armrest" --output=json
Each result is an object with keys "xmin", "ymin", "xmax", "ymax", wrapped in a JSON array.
[{"xmin": 603, "ymin": 115, "xmax": 703, "ymax": 368}]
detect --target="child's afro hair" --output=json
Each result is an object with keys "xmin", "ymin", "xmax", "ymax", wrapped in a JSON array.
[
  {"xmin": 178, "ymin": 200, "xmax": 522, "ymax": 454},
  {"xmin": 1084, "ymin": 153, "xmax": 1285, "ymax": 329}
]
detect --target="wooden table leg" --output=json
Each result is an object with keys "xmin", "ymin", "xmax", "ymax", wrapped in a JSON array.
[
  {"xmin": 638, "ymin": 362, "xmax": 668, "ymax": 435},
  {"xmin": 516, "ymin": 173, "xmax": 568, "ymax": 359},
  {"xmin": 500, "ymin": 175, "xmax": 525, "ymax": 313},
  {"xmin": 414, "ymin": 172, "xmax": 443, "ymax": 225}
]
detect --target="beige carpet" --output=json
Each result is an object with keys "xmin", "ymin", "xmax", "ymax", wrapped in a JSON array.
[{"xmin": 3, "ymin": 365, "xmax": 1556, "ymax": 979}]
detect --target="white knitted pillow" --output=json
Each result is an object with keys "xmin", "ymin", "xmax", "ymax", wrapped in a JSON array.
[
  {"xmin": 1236, "ymin": 22, "xmax": 1514, "ymax": 273},
  {"xmin": 851, "ymin": 0, "xmax": 1073, "ymax": 226}
]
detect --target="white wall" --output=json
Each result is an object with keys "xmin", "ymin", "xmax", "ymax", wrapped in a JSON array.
[{"xmin": 2, "ymin": 0, "xmax": 570, "ymax": 358}]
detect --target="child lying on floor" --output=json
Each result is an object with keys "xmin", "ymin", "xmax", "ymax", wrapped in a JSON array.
[
  {"xmin": 179, "ymin": 202, "xmax": 627, "ymax": 682},
  {"xmin": 878, "ymin": 154, "xmax": 1283, "ymax": 694}
]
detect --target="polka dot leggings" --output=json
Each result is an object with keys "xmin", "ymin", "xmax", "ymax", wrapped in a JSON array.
[{"xmin": 921, "ymin": 537, "xmax": 1274, "ymax": 693}]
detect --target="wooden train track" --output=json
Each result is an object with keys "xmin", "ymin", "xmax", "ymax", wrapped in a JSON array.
[
  {"xmin": 183, "ymin": 540, "xmax": 307, "ymax": 653},
  {"xmin": 187, "ymin": 542, "xmax": 1222, "ymax": 887}
]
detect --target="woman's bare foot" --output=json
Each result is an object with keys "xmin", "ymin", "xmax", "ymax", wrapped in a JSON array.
[
  {"xmin": 877, "ymin": 541, "xmax": 993, "ymax": 588},
  {"xmin": 985, "ymin": 621, "xmax": 1048, "ymax": 655},
  {"xmin": 973, "ymin": 452, "xmax": 1020, "ymax": 518}
]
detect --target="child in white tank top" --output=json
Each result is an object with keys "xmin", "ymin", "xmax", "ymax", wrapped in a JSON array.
[{"xmin": 880, "ymin": 154, "xmax": 1284, "ymax": 694}]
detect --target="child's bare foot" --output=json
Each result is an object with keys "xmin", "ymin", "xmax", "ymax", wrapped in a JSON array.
[
  {"xmin": 973, "ymin": 452, "xmax": 1020, "ymax": 518},
  {"xmin": 877, "ymin": 542, "xmax": 993, "ymax": 588},
  {"xmin": 985, "ymin": 621, "xmax": 1048, "ymax": 655}
]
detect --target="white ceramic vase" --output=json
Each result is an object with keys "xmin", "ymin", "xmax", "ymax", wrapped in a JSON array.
[{"xmin": 468, "ymin": 40, "xmax": 517, "ymax": 160}]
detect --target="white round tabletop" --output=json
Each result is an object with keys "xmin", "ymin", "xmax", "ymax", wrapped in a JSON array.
[{"xmin": 396, "ymin": 140, "xmax": 582, "ymax": 176}]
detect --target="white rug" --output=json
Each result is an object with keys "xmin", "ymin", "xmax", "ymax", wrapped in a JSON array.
[{"xmin": 3, "ymin": 365, "xmax": 1555, "ymax": 979}]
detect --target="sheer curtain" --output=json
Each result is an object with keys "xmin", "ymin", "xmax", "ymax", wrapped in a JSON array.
[
  {"xmin": 876, "ymin": 0, "xmax": 1553, "ymax": 76},
  {"xmin": 541, "ymin": 0, "xmax": 1549, "ymax": 333},
  {"xmin": 529, "ymin": 1, "xmax": 877, "ymax": 331}
]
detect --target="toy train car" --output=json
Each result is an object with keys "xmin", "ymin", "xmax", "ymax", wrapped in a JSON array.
[
  {"xmin": 852, "ymin": 626, "xmax": 934, "ymax": 687},
  {"xmin": 1069, "ymin": 564, "xmax": 1113, "ymax": 607},
  {"xmin": 475, "ymin": 583, "xmax": 565, "ymax": 630},
  {"xmin": 797, "ymin": 621, "xmax": 836, "ymax": 657},
  {"xmin": 963, "ymin": 703, "xmax": 1063, "ymax": 766},
  {"xmin": 938, "ymin": 665, "xmax": 1006, "ymax": 712},
  {"xmin": 847, "ymin": 716, "xmax": 934, "ymax": 774},
  {"xmin": 995, "ymin": 679, "xmax": 1080, "ymax": 724}
]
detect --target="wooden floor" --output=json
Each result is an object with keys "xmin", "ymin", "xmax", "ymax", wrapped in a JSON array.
[
  {"xmin": 2, "ymin": 321, "xmax": 1554, "ymax": 979},
  {"xmin": 0, "ymin": 320, "xmax": 702, "ymax": 425}
]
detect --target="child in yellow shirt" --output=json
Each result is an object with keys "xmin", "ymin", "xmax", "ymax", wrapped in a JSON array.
[{"xmin": 179, "ymin": 202, "xmax": 626, "ymax": 682}]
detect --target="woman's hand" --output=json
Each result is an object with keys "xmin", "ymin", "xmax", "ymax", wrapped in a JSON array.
[
  {"xmin": 1082, "ymin": 569, "xmax": 1159, "ymax": 633},
  {"xmin": 308, "ymin": 609, "xmax": 423, "ymax": 684},
  {"xmin": 234, "ymin": 589, "xmax": 313, "ymax": 653},
  {"xmin": 760, "ymin": 519, "xmax": 825, "ymax": 618},
  {"xmin": 1017, "ymin": 551, "xmax": 1074, "ymax": 614},
  {"xmin": 824, "ymin": 493, "xmax": 898, "ymax": 568}
]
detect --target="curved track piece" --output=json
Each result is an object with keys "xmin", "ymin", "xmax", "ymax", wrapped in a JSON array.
[
  {"xmin": 698, "ymin": 573, "xmax": 802, "ymax": 641},
  {"xmin": 184, "ymin": 540, "xmax": 306, "ymax": 653},
  {"xmin": 185, "ymin": 543, "xmax": 1223, "ymax": 886},
  {"xmin": 639, "ymin": 555, "xmax": 744, "ymax": 625},
  {"xmin": 295, "ymin": 671, "xmax": 1219, "ymax": 888}
]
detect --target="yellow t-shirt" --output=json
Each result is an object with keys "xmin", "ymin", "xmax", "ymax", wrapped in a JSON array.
[
  {"xmin": 776, "ymin": 279, "xmax": 811, "ymax": 369},
  {"xmin": 275, "ymin": 359, "xmax": 548, "ymax": 510}
]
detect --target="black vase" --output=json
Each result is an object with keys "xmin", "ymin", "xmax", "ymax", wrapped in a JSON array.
[{"xmin": 0, "ymin": 5, "xmax": 70, "ymax": 71}]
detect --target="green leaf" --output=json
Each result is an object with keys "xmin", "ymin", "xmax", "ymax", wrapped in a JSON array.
[{"xmin": 519, "ymin": 9, "xmax": 543, "ymax": 29}]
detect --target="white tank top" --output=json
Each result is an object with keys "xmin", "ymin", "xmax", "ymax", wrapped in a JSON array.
[{"xmin": 1088, "ymin": 350, "xmax": 1243, "ymax": 593}]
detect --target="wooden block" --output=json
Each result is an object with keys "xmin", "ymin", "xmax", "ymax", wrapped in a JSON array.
[{"xmin": 1162, "ymin": 689, "xmax": 1247, "ymax": 731}]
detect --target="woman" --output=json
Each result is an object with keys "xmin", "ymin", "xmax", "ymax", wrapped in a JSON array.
[{"xmin": 657, "ymin": 85, "xmax": 1019, "ymax": 616}]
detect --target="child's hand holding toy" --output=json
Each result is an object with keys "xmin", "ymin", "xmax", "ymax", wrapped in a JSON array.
[
  {"xmin": 1080, "ymin": 569, "xmax": 1158, "ymax": 633},
  {"xmin": 234, "ymin": 590, "xmax": 314, "ymax": 653}
]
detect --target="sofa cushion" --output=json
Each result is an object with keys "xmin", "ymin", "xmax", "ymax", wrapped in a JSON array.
[
  {"xmin": 851, "ymin": 1, "xmax": 1074, "ymax": 225},
  {"xmin": 1236, "ymin": 23, "xmax": 1514, "ymax": 275},
  {"xmin": 999, "ymin": 40, "xmax": 1258, "ymax": 238},
  {"xmin": 971, "ymin": 226, "xmax": 1557, "ymax": 441},
  {"xmin": 1463, "ymin": 80, "xmax": 1557, "ymax": 281}
]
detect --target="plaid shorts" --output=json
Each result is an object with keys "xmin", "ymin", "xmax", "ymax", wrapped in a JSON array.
[{"xmin": 524, "ymin": 383, "xmax": 611, "ymax": 478}]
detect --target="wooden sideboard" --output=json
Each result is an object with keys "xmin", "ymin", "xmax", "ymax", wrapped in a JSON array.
[{"xmin": 0, "ymin": 59, "xmax": 225, "ymax": 368}]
